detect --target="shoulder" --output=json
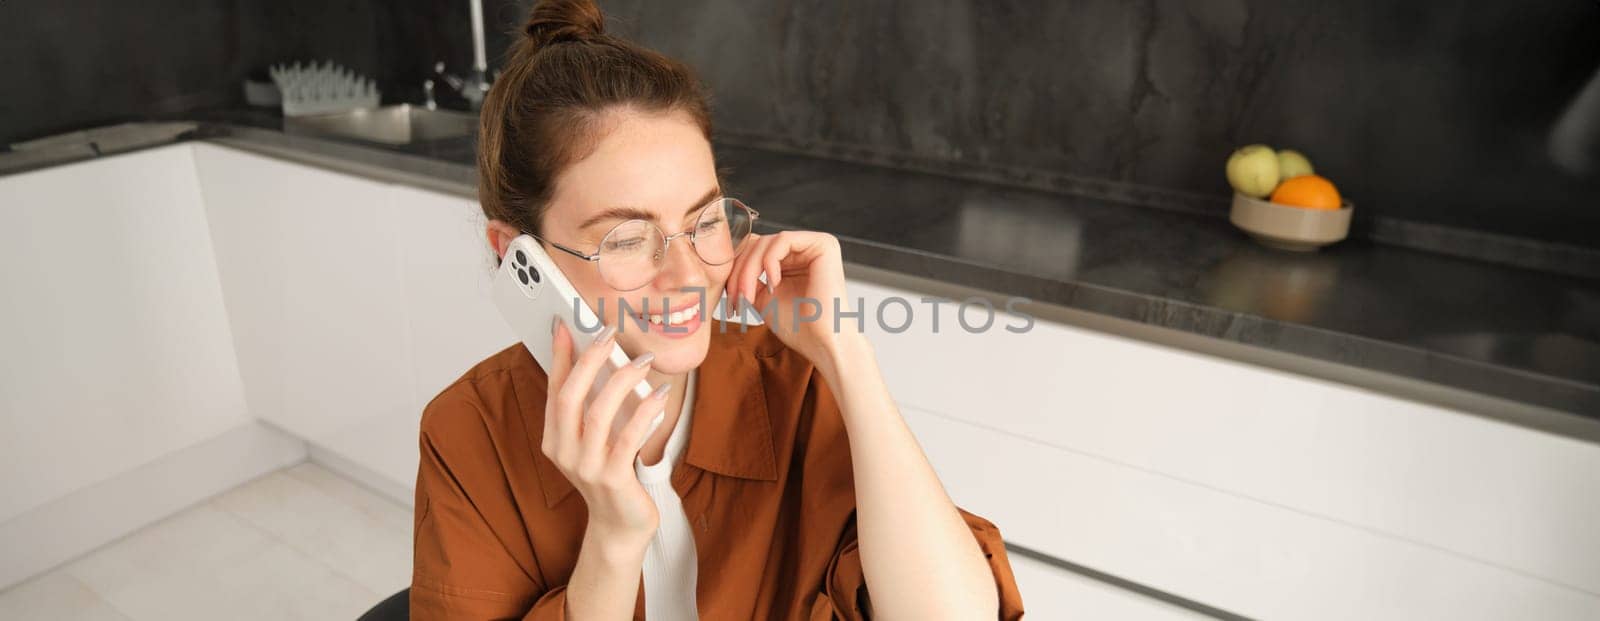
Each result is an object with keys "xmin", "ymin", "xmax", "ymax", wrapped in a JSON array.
[{"xmin": 418, "ymin": 341, "xmax": 543, "ymax": 451}]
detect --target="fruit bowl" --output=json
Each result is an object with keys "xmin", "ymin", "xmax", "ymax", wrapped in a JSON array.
[{"xmin": 1229, "ymin": 192, "xmax": 1352, "ymax": 252}]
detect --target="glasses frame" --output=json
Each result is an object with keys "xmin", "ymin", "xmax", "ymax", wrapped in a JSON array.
[{"xmin": 522, "ymin": 197, "xmax": 760, "ymax": 291}]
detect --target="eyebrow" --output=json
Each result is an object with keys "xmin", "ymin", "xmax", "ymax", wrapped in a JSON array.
[{"xmin": 578, "ymin": 186, "xmax": 724, "ymax": 231}]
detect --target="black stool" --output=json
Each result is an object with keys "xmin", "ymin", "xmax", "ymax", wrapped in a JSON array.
[{"xmin": 357, "ymin": 588, "xmax": 409, "ymax": 621}]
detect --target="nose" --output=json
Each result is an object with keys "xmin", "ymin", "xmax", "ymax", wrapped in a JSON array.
[{"xmin": 650, "ymin": 231, "xmax": 707, "ymax": 293}]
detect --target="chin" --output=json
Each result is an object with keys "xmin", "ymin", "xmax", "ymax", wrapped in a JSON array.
[
  {"xmin": 650, "ymin": 335, "xmax": 710, "ymax": 374},
  {"xmin": 615, "ymin": 314, "xmax": 712, "ymax": 373}
]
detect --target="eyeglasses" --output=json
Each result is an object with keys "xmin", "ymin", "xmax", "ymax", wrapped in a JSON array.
[{"xmin": 525, "ymin": 197, "xmax": 759, "ymax": 292}]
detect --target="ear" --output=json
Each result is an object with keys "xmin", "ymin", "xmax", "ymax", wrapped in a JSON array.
[{"xmin": 486, "ymin": 219, "xmax": 521, "ymax": 259}]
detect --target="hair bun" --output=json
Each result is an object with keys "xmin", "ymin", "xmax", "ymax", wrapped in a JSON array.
[{"xmin": 523, "ymin": 0, "xmax": 606, "ymax": 48}]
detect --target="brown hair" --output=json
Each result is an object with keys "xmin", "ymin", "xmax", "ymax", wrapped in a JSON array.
[{"xmin": 477, "ymin": 0, "xmax": 714, "ymax": 253}]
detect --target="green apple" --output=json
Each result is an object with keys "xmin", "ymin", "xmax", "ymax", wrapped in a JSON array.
[
  {"xmin": 1226, "ymin": 144, "xmax": 1280, "ymax": 198},
  {"xmin": 1277, "ymin": 149, "xmax": 1314, "ymax": 179}
]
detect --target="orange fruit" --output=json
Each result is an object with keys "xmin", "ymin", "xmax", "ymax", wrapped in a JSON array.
[{"xmin": 1269, "ymin": 174, "xmax": 1342, "ymax": 210}]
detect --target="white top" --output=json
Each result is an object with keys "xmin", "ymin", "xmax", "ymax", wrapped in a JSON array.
[{"xmin": 634, "ymin": 369, "xmax": 699, "ymax": 620}]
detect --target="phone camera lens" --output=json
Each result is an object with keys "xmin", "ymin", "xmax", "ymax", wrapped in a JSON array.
[
  {"xmin": 515, "ymin": 249, "xmax": 527, "ymax": 266},
  {"xmin": 528, "ymin": 267, "xmax": 541, "ymax": 283},
  {"xmin": 516, "ymin": 268, "xmax": 529, "ymax": 285}
]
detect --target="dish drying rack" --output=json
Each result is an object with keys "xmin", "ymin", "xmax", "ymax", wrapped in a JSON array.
[{"xmin": 269, "ymin": 60, "xmax": 380, "ymax": 117}]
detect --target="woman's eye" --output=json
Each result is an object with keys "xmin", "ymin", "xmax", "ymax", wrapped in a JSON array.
[
  {"xmin": 604, "ymin": 237, "xmax": 646, "ymax": 252},
  {"xmin": 698, "ymin": 217, "xmax": 725, "ymax": 232}
]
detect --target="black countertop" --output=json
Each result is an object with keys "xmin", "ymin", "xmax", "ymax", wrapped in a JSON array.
[
  {"xmin": 8, "ymin": 107, "xmax": 1599, "ymax": 432},
  {"xmin": 718, "ymin": 145, "xmax": 1600, "ymax": 415}
]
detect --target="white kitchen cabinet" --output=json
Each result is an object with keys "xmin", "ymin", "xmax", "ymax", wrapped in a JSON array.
[
  {"xmin": 904, "ymin": 402, "xmax": 1599, "ymax": 620},
  {"xmin": 859, "ymin": 279, "xmax": 1600, "ymax": 618},
  {"xmin": 1007, "ymin": 554, "xmax": 1208, "ymax": 620},
  {"xmin": 0, "ymin": 145, "xmax": 302, "ymax": 589},
  {"xmin": 194, "ymin": 145, "xmax": 513, "ymax": 498},
  {"xmin": 311, "ymin": 183, "xmax": 510, "ymax": 498},
  {"xmin": 193, "ymin": 144, "xmax": 418, "ymax": 445},
  {"xmin": 384, "ymin": 184, "xmax": 510, "ymax": 415}
]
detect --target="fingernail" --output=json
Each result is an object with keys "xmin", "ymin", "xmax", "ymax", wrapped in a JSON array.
[
  {"xmin": 630, "ymin": 351, "xmax": 655, "ymax": 369},
  {"xmin": 639, "ymin": 411, "xmax": 665, "ymax": 449},
  {"xmin": 650, "ymin": 382, "xmax": 672, "ymax": 400},
  {"xmin": 594, "ymin": 324, "xmax": 616, "ymax": 345}
]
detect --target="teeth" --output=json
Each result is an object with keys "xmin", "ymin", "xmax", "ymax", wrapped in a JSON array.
[{"xmin": 644, "ymin": 304, "xmax": 699, "ymax": 326}]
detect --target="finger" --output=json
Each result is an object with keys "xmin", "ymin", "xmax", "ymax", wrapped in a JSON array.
[
  {"xmin": 751, "ymin": 234, "xmax": 785, "ymax": 307},
  {"xmin": 751, "ymin": 281, "xmax": 777, "ymax": 324},
  {"xmin": 728, "ymin": 234, "xmax": 755, "ymax": 307},
  {"xmin": 722, "ymin": 256, "xmax": 740, "ymax": 315},
  {"xmin": 609, "ymin": 382, "xmax": 672, "ymax": 466},
  {"xmin": 739, "ymin": 234, "xmax": 775, "ymax": 309},
  {"xmin": 579, "ymin": 351, "xmax": 656, "ymax": 465},
  {"xmin": 559, "ymin": 323, "xmax": 618, "ymax": 437},
  {"xmin": 801, "ymin": 233, "xmax": 842, "ymax": 273},
  {"xmin": 726, "ymin": 233, "xmax": 761, "ymax": 308},
  {"xmin": 546, "ymin": 319, "xmax": 578, "ymax": 446},
  {"xmin": 763, "ymin": 237, "xmax": 785, "ymax": 293},
  {"xmin": 548, "ymin": 319, "xmax": 574, "ymax": 395},
  {"xmin": 776, "ymin": 232, "xmax": 828, "ymax": 270}
]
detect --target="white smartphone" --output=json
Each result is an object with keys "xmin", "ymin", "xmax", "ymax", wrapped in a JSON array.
[{"xmin": 491, "ymin": 234, "xmax": 658, "ymax": 439}]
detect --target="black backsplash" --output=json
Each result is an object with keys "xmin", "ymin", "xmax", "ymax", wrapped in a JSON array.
[
  {"xmin": 0, "ymin": 0, "xmax": 456, "ymax": 143},
  {"xmin": 595, "ymin": 0, "xmax": 1600, "ymax": 250},
  {"xmin": 6, "ymin": 1, "xmax": 1599, "ymax": 250}
]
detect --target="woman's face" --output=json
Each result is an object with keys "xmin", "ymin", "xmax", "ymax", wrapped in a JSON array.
[{"xmin": 526, "ymin": 109, "xmax": 729, "ymax": 374}]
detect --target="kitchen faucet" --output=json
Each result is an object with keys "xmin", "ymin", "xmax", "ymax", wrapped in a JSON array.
[{"xmin": 423, "ymin": 0, "xmax": 492, "ymax": 111}]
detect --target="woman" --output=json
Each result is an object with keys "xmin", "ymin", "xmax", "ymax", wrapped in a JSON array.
[{"xmin": 411, "ymin": 1, "xmax": 1025, "ymax": 619}]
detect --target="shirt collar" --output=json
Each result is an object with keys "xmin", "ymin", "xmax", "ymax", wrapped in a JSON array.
[{"xmin": 529, "ymin": 318, "xmax": 780, "ymax": 509}]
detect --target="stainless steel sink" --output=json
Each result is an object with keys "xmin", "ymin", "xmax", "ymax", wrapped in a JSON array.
[{"xmin": 283, "ymin": 104, "xmax": 478, "ymax": 145}]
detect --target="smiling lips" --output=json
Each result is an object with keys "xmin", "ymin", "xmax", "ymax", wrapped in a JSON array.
[
  {"xmin": 645, "ymin": 303, "xmax": 700, "ymax": 326},
  {"xmin": 627, "ymin": 301, "xmax": 704, "ymax": 338}
]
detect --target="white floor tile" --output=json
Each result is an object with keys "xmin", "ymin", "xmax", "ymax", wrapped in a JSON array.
[
  {"xmin": 0, "ymin": 569, "xmax": 132, "ymax": 621},
  {"xmin": 210, "ymin": 466, "xmax": 412, "ymax": 595},
  {"xmin": 64, "ymin": 487, "xmax": 382, "ymax": 621},
  {"xmin": 281, "ymin": 461, "xmax": 411, "ymax": 533},
  {"xmin": 2, "ymin": 462, "xmax": 412, "ymax": 621}
]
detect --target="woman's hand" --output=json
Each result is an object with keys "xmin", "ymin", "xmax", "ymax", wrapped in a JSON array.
[
  {"xmin": 725, "ymin": 230, "xmax": 864, "ymax": 373},
  {"xmin": 544, "ymin": 320, "xmax": 669, "ymax": 553}
]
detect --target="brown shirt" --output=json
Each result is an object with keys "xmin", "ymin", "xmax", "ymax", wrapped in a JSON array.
[{"xmin": 411, "ymin": 318, "xmax": 1026, "ymax": 620}]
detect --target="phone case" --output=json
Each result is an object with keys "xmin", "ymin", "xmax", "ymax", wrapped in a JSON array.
[{"xmin": 491, "ymin": 234, "xmax": 658, "ymax": 439}]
